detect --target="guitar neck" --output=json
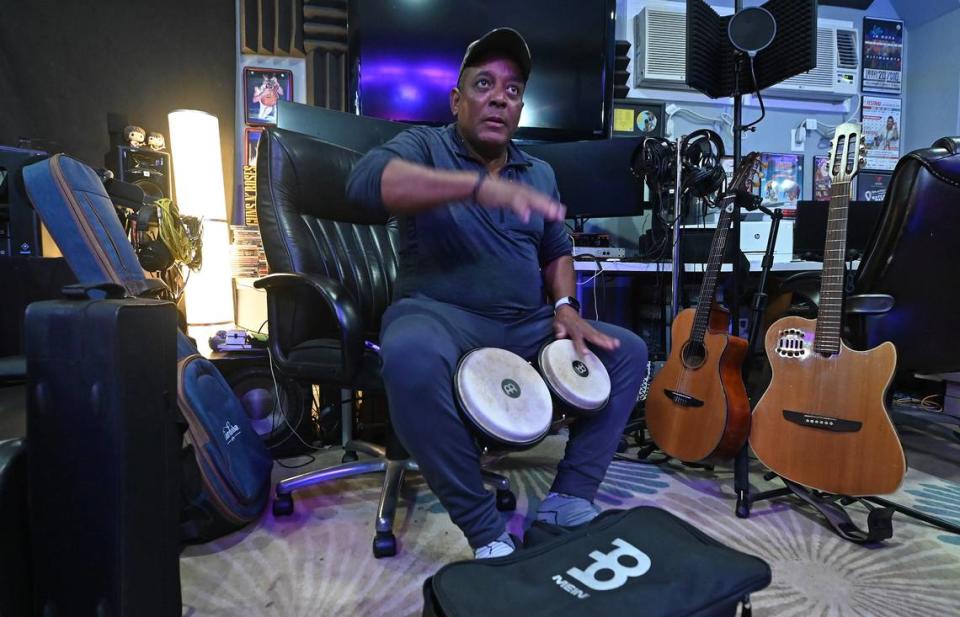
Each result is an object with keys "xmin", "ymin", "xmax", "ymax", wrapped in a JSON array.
[
  {"xmin": 690, "ymin": 198, "xmax": 735, "ymax": 344},
  {"xmin": 814, "ymin": 179, "xmax": 851, "ymax": 355}
]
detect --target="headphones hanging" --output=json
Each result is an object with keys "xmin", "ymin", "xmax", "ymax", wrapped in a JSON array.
[
  {"xmin": 631, "ymin": 137, "xmax": 676, "ymax": 193},
  {"xmin": 680, "ymin": 129, "xmax": 726, "ymax": 198},
  {"xmin": 134, "ymin": 203, "xmax": 175, "ymax": 272}
]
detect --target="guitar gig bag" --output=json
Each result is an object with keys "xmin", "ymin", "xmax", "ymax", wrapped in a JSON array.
[{"xmin": 423, "ymin": 507, "xmax": 771, "ymax": 617}]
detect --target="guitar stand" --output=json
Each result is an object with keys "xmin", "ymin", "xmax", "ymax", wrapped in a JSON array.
[{"xmin": 732, "ymin": 208, "xmax": 960, "ymax": 542}]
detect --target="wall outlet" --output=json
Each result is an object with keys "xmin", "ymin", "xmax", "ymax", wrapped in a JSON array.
[{"xmin": 790, "ymin": 128, "xmax": 805, "ymax": 152}]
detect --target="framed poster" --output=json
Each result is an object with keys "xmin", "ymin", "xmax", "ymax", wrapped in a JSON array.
[
  {"xmin": 244, "ymin": 127, "xmax": 264, "ymax": 167},
  {"xmin": 243, "ymin": 67, "xmax": 293, "ymax": 125},
  {"xmin": 856, "ymin": 171, "xmax": 892, "ymax": 203},
  {"xmin": 612, "ymin": 99, "xmax": 665, "ymax": 138},
  {"xmin": 862, "ymin": 18, "xmax": 903, "ymax": 95},
  {"xmin": 862, "ymin": 96, "xmax": 901, "ymax": 171},
  {"xmin": 759, "ymin": 153, "xmax": 803, "ymax": 207},
  {"xmin": 812, "ymin": 154, "xmax": 832, "ymax": 202}
]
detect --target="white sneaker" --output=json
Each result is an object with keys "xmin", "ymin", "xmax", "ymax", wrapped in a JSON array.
[{"xmin": 473, "ymin": 532, "xmax": 516, "ymax": 559}]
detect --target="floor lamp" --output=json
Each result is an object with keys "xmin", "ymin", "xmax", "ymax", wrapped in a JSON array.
[{"xmin": 168, "ymin": 109, "xmax": 234, "ymax": 355}]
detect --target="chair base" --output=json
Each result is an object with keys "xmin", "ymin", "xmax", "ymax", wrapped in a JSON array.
[{"xmin": 274, "ymin": 440, "xmax": 516, "ymax": 558}]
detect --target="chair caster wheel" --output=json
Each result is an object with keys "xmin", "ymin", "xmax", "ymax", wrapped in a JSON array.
[
  {"xmin": 373, "ymin": 532, "xmax": 397, "ymax": 558},
  {"xmin": 735, "ymin": 493, "xmax": 750, "ymax": 519},
  {"xmin": 496, "ymin": 489, "xmax": 517, "ymax": 512},
  {"xmin": 273, "ymin": 494, "xmax": 294, "ymax": 517},
  {"xmin": 616, "ymin": 437, "xmax": 628, "ymax": 453},
  {"xmin": 341, "ymin": 450, "xmax": 358, "ymax": 463}
]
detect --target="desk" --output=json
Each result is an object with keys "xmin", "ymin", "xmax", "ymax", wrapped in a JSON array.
[
  {"xmin": 572, "ymin": 259, "xmax": 859, "ymax": 358},
  {"xmin": 573, "ymin": 258, "xmax": 859, "ymax": 273}
]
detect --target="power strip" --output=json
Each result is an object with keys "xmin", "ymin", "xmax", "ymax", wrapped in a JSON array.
[{"xmin": 572, "ymin": 246, "xmax": 626, "ymax": 258}]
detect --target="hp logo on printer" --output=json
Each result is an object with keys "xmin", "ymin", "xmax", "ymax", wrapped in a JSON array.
[
  {"xmin": 552, "ymin": 538, "xmax": 651, "ymax": 598},
  {"xmin": 222, "ymin": 421, "xmax": 241, "ymax": 444}
]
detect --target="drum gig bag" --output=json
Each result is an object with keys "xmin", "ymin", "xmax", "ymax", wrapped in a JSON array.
[
  {"xmin": 25, "ymin": 285, "xmax": 181, "ymax": 616},
  {"xmin": 22, "ymin": 154, "xmax": 272, "ymax": 544},
  {"xmin": 176, "ymin": 336, "xmax": 275, "ymax": 543},
  {"xmin": 422, "ymin": 507, "xmax": 771, "ymax": 617}
]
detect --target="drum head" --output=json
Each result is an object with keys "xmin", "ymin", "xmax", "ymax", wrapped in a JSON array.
[
  {"xmin": 538, "ymin": 340, "xmax": 611, "ymax": 412},
  {"xmin": 455, "ymin": 348, "xmax": 552, "ymax": 447}
]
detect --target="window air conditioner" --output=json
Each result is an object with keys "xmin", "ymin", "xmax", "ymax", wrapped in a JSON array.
[{"xmin": 634, "ymin": 4, "xmax": 859, "ymax": 102}]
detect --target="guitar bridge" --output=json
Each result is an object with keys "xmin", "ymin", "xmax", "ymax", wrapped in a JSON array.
[
  {"xmin": 663, "ymin": 389, "xmax": 704, "ymax": 407},
  {"xmin": 783, "ymin": 410, "xmax": 862, "ymax": 433}
]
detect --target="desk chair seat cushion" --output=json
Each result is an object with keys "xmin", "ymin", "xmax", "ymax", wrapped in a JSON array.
[{"xmin": 286, "ymin": 340, "xmax": 384, "ymax": 390}]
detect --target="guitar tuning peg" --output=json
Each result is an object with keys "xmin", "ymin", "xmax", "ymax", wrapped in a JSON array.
[{"xmin": 859, "ymin": 156, "xmax": 866, "ymax": 166}]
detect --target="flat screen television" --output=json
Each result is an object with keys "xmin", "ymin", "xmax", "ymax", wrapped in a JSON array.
[{"xmin": 347, "ymin": 0, "xmax": 617, "ymax": 142}]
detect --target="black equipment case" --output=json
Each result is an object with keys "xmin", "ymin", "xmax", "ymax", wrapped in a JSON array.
[
  {"xmin": 423, "ymin": 507, "xmax": 771, "ymax": 617},
  {"xmin": 0, "ymin": 438, "xmax": 30, "ymax": 616},
  {"xmin": 25, "ymin": 284, "xmax": 181, "ymax": 616}
]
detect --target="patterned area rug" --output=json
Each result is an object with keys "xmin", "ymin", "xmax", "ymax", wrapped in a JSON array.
[{"xmin": 181, "ymin": 418, "xmax": 960, "ymax": 616}]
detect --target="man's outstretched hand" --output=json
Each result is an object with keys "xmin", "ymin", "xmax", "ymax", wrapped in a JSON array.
[{"xmin": 476, "ymin": 175, "xmax": 566, "ymax": 223}]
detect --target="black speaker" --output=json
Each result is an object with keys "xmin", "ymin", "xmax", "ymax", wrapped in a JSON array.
[
  {"xmin": 0, "ymin": 146, "xmax": 46, "ymax": 257},
  {"xmin": 117, "ymin": 146, "xmax": 173, "ymax": 203},
  {"xmin": 209, "ymin": 350, "xmax": 319, "ymax": 457},
  {"xmin": 614, "ymin": 39, "xmax": 631, "ymax": 100}
]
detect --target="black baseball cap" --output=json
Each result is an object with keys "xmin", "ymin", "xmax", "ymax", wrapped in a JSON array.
[{"xmin": 459, "ymin": 27, "xmax": 532, "ymax": 83}]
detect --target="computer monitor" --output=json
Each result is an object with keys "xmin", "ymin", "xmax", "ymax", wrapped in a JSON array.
[
  {"xmin": 523, "ymin": 137, "xmax": 646, "ymax": 220},
  {"xmin": 793, "ymin": 200, "xmax": 884, "ymax": 261}
]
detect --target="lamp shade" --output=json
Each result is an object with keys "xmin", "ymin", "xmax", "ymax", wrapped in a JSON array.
[{"xmin": 168, "ymin": 109, "xmax": 234, "ymax": 334}]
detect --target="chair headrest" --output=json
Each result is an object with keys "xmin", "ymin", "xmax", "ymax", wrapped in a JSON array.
[{"xmin": 932, "ymin": 136, "xmax": 960, "ymax": 154}]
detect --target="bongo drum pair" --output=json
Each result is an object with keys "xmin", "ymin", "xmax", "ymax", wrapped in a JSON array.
[{"xmin": 453, "ymin": 340, "xmax": 611, "ymax": 452}]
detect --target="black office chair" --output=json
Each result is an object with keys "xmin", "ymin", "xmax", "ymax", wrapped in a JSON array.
[
  {"xmin": 255, "ymin": 127, "xmax": 515, "ymax": 558},
  {"xmin": 848, "ymin": 136, "xmax": 960, "ymax": 376}
]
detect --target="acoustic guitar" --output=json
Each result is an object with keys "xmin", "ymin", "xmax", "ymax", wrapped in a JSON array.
[
  {"xmin": 749, "ymin": 123, "xmax": 906, "ymax": 496},
  {"xmin": 646, "ymin": 152, "xmax": 761, "ymax": 462}
]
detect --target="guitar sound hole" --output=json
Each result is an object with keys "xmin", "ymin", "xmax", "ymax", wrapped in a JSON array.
[{"xmin": 681, "ymin": 341, "xmax": 707, "ymax": 369}]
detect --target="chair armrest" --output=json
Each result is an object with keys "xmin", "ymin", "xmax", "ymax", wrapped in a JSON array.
[
  {"xmin": 254, "ymin": 273, "xmax": 363, "ymax": 380},
  {"xmin": 845, "ymin": 294, "xmax": 894, "ymax": 315}
]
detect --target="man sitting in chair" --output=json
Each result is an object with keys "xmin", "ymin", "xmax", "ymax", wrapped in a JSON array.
[{"xmin": 347, "ymin": 27, "xmax": 647, "ymax": 559}]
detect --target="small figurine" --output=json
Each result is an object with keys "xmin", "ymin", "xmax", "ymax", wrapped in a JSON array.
[
  {"xmin": 125, "ymin": 125, "xmax": 146, "ymax": 148},
  {"xmin": 147, "ymin": 131, "xmax": 166, "ymax": 152}
]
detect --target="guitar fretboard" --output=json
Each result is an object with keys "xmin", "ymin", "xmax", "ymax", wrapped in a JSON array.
[
  {"xmin": 690, "ymin": 202, "xmax": 735, "ymax": 345},
  {"xmin": 814, "ymin": 179, "xmax": 850, "ymax": 355}
]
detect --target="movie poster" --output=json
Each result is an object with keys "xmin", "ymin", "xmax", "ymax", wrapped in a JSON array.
[
  {"xmin": 862, "ymin": 18, "xmax": 903, "ymax": 95},
  {"xmin": 856, "ymin": 171, "xmax": 892, "ymax": 202},
  {"xmin": 813, "ymin": 155, "xmax": 831, "ymax": 201},
  {"xmin": 862, "ymin": 96, "xmax": 901, "ymax": 171},
  {"xmin": 759, "ymin": 153, "xmax": 803, "ymax": 207}
]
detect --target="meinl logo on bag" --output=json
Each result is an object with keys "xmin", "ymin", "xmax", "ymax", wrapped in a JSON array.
[
  {"xmin": 552, "ymin": 538, "xmax": 651, "ymax": 599},
  {"xmin": 222, "ymin": 420, "xmax": 241, "ymax": 444}
]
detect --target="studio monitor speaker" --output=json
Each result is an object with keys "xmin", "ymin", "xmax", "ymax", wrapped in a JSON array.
[{"xmin": 116, "ymin": 146, "xmax": 172, "ymax": 203}]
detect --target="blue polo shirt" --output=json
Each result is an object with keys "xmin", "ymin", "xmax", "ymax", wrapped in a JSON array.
[{"xmin": 346, "ymin": 124, "xmax": 572, "ymax": 316}]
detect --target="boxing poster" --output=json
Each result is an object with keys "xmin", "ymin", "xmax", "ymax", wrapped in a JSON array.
[
  {"xmin": 862, "ymin": 96, "xmax": 901, "ymax": 171},
  {"xmin": 862, "ymin": 18, "xmax": 903, "ymax": 95},
  {"xmin": 244, "ymin": 67, "xmax": 293, "ymax": 125}
]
